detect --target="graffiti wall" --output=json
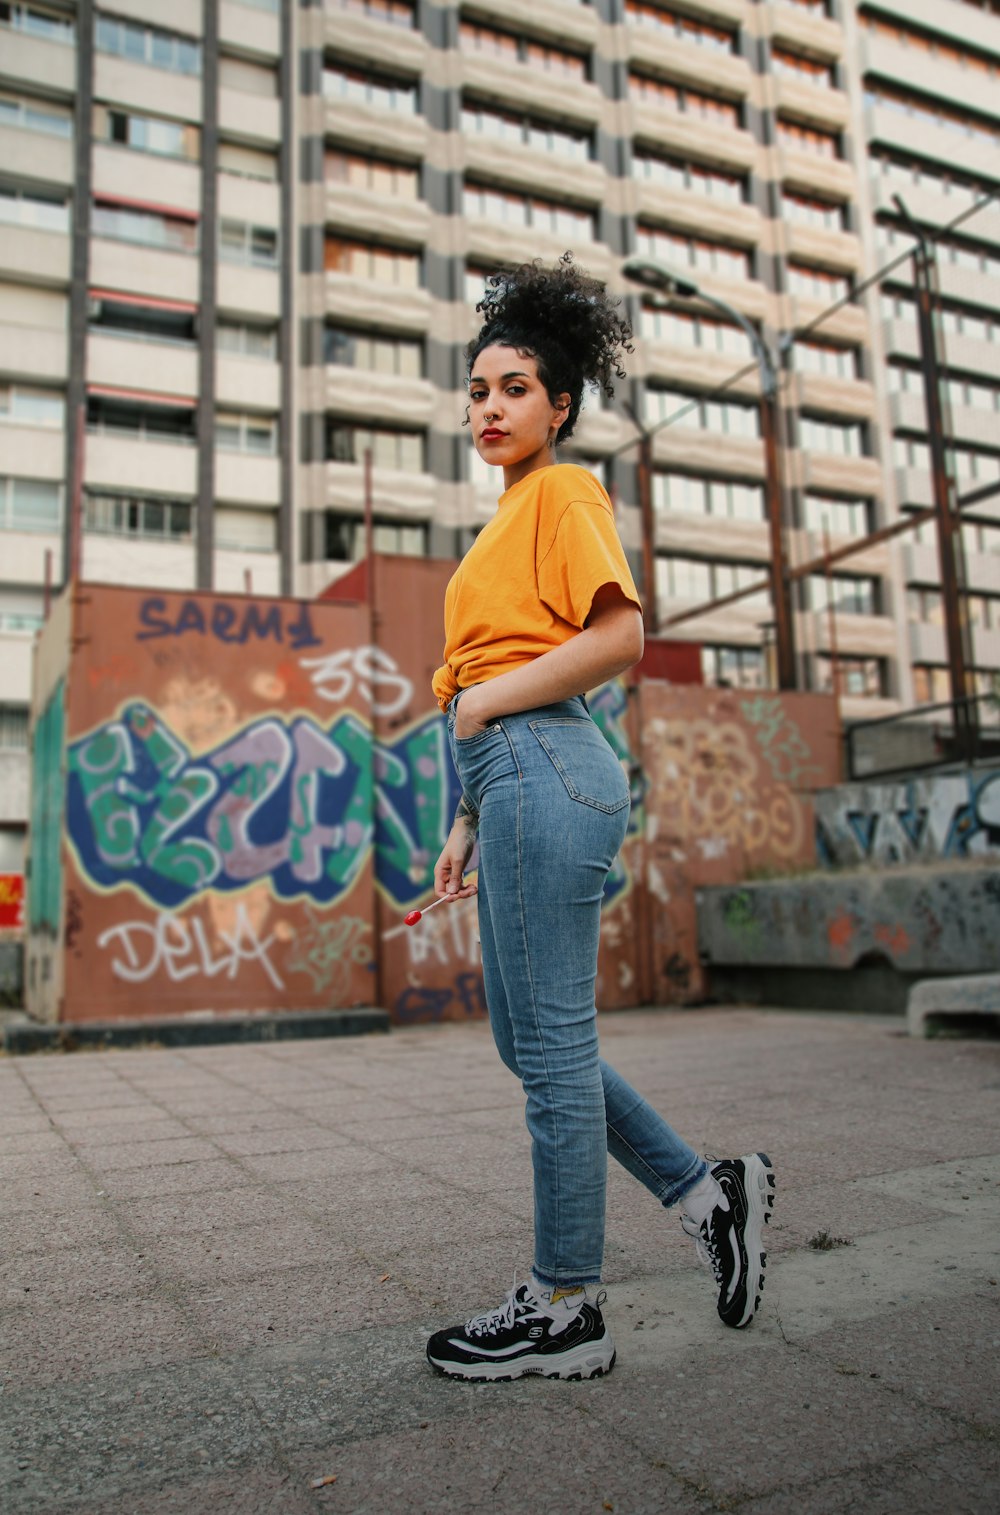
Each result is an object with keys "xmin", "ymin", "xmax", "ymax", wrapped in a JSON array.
[
  {"xmin": 815, "ymin": 766, "xmax": 1000, "ymax": 867},
  {"xmin": 637, "ymin": 684, "xmax": 842, "ymax": 1003}
]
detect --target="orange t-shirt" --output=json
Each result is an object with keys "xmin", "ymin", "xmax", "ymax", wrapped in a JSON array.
[{"xmin": 432, "ymin": 463, "xmax": 641, "ymax": 711}]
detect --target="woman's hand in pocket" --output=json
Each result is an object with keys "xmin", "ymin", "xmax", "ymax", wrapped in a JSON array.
[{"xmin": 453, "ymin": 687, "xmax": 493, "ymax": 741}]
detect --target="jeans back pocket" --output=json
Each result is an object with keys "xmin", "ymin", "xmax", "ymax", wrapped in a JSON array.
[{"xmin": 529, "ymin": 718, "xmax": 631, "ymax": 814}]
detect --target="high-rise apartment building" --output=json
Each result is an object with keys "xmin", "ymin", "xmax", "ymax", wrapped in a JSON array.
[{"xmin": 1, "ymin": 0, "xmax": 999, "ymax": 877}]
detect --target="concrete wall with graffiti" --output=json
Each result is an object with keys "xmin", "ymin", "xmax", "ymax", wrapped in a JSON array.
[
  {"xmin": 636, "ymin": 684, "xmax": 841, "ymax": 1004},
  {"xmin": 815, "ymin": 765, "xmax": 1000, "ymax": 867}
]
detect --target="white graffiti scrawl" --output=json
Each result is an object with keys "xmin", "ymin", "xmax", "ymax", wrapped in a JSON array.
[
  {"xmin": 299, "ymin": 645, "xmax": 414, "ymax": 717},
  {"xmin": 97, "ymin": 902, "xmax": 284, "ymax": 988}
]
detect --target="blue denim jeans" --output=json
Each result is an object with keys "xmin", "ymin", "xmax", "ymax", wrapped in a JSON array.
[{"xmin": 448, "ymin": 693, "xmax": 708, "ymax": 1290}]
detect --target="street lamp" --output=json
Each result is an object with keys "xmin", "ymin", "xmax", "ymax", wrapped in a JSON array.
[{"xmin": 622, "ymin": 257, "xmax": 797, "ymax": 691}]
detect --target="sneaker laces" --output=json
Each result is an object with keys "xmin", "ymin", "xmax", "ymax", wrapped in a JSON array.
[
  {"xmin": 464, "ymin": 1277, "xmax": 539, "ymax": 1340},
  {"xmin": 681, "ymin": 1213, "xmax": 723, "ymax": 1287}
]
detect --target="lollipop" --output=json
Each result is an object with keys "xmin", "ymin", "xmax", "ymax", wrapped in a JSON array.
[{"xmin": 403, "ymin": 895, "xmax": 453, "ymax": 928}]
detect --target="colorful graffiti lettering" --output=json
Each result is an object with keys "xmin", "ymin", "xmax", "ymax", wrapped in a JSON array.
[
  {"xmin": 394, "ymin": 972, "xmax": 487, "ymax": 1024},
  {"xmin": 96, "ymin": 902, "xmax": 284, "ymax": 988},
  {"xmin": 67, "ymin": 703, "xmax": 464, "ymax": 912},
  {"xmin": 285, "ymin": 909, "xmax": 372, "ymax": 993},
  {"xmin": 590, "ymin": 680, "xmax": 640, "ymax": 908},
  {"xmin": 29, "ymin": 679, "xmax": 64, "ymax": 935},
  {"xmin": 815, "ymin": 767, "xmax": 1000, "ymax": 866},
  {"xmin": 741, "ymin": 696, "xmax": 824, "ymax": 788}
]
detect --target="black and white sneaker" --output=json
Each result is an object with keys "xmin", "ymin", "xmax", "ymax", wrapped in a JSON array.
[
  {"xmin": 426, "ymin": 1279, "xmax": 616, "ymax": 1382},
  {"xmin": 682, "ymin": 1152, "xmax": 775, "ymax": 1329}
]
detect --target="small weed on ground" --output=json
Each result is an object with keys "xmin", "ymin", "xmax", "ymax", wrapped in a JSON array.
[{"xmin": 808, "ymin": 1230, "xmax": 853, "ymax": 1251}]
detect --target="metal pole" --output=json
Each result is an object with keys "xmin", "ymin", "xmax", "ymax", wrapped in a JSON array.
[
  {"xmin": 636, "ymin": 430, "xmax": 657, "ymax": 636},
  {"xmin": 760, "ymin": 389, "xmax": 795, "ymax": 689}
]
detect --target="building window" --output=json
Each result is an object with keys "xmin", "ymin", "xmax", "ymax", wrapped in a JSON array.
[
  {"xmin": 799, "ymin": 415, "xmax": 868, "ymax": 456},
  {"xmin": 0, "ymin": 704, "xmax": 30, "ymax": 749},
  {"xmin": 325, "ymin": 149, "xmax": 419, "ymax": 199},
  {"xmin": 84, "ymin": 491, "xmax": 193, "ymax": 540},
  {"xmin": 786, "ymin": 262, "xmax": 850, "ymax": 301},
  {"xmin": 219, "ymin": 220, "xmax": 278, "ymax": 268},
  {"xmin": 88, "ymin": 293, "xmax": 198, "ymax": 344},
  {"xmin": 625, "ymin": 2, "xmax": 734, "ymax": 54},
  {"xmin": 802, "ymin": 494, "xmax": 871, "ymax": 536},
  {"xmin": 218, "ymin": 142, "xmax": 278, "ymax": 181},
  {"xmin": 702, "ymin": 645, "xmax": 766, "ymax": 689},
  {"xmin": 0, "ymin": 475, "xmax": 61, "ymax": 532},
  {"xmin": 781, "ymin": 192, "xmax": 844, "ymax": 231},
  {"xmin": 322, "ymin": 62, "xmax": 417, "ymax": 114},
  {"xmin": 0, "ymin": 384, "xmax": 64, "ymax": 426},
  {"xmin": 912, "ymin": 664, "xmax": 950, "ymax": 704},
  {"xmin": 629, "ymin": 71, "xmax": 741, "ymax": 128},
  {"xmin": 463, "ymin": 183, "xmax": 594, "ymax": 240},
  {"xmin": 776, "ymin": 118, "xmax": 841, "ymax": 157},
  {"xmin": 859, "ymin": 13, "xmax": 999, "ymax": 79},
  {"xmin": 461, "ymin": 101, "xmax": 591, "ymax": 161},
  {"xmin": 646, "ymin": 388, "xmax": 760, "ymax": 438},
  {"xmin": 0, "ymin": 91, "xmax": 71, "ymax": 136},
  {"xmin": 86, "ymin": 394, "xmax": 197, "ymax": 444},
  {"xmin": 0, "ymin": 2, "xmax": 74, "ymax": 43},
  {"xmin": 324, "ymin": 327, "xmax": 423, "ymax": 377},
  {"xmin": 657, "ymin": 555, "xmax": 712, "ymax": 600},
  {"xmin": 817, "ymin": 655, "xmax": 885, "ymax": 698},
  {"xmin": 324, "ymin": 237, "xmax": 420, "ymax": 286},
  {"xmin": 96, "ymin": 105, "xmax": 199, "ymax": 161},
  {"xmin": 94, "ymin": 12, "xmax": 202, "ymax": 75},
  {"xmin": 215, "ymin": 413, "xmax": 278, "ymax": 454},
  {"xmin": 335, "ymin": 0, "xmax": 415, "ymax": 27},
  {"xmin": 963, "ymin": 520, "xmax": 1000, "ymax": 556},
  {"xmin": 215, "ymin": 506, "xmax": 277, "ymax": 552},
  {"xmin": 217, "ymin": 322, "xmax": 278, "ymax": 360},
  {"xmin": 0, "ymin": 184, "xmax": 69, "ymax": 233},
  {"xmin": 326, "ymin": 421, "xmax": 425, "ymax": 472},
  {"xmin": 794, "ymin": 341, "xmax": 859, "ymax": 379},
  {"xmin": 92, "ymin": 199, "xmax": 198, "ymax": 253},
  {"xmin": 218, "ymin": 56, "xmax": 278, "ymax": 97},
  {"xmin": 319, "ymin": 513, "xmax": 427, "ymax": 561},
  {"xmin": 636, "ymin": 224, "xmax": 750, "ymax": 280},
  {"xmin": 640, "ymin": 305, "xmax": 752, "ymax": 357},
  {"xmin": 459, "ymin": 20, "xmax": 587, "ymax": 80},
  {"xmin": 633, "ymin": 151, "xmax": 745, "ymax": 203},
  {"xmin": 652, "ymin": 474, "xmax": 764, "ymax": 520},
  {"xmin": 772, "ymin": 48, "xmax": 835, "ymax": 87},
  {"xmin": 809, "ymin": 575, "xmax": 879, "ymax": 616},
  {"xmin": 864, "ymin": 82, "xmax": 1000, "ymax": 149}
]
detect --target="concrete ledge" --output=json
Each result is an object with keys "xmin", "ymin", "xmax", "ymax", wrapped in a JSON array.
[
  {"xmin": 907, "ymin": 974, "xmax": 1000, "ymax": 1039},
  {"xmin": 2, "ymin": 1007, "xmax": 391, "ymax": 1056}
]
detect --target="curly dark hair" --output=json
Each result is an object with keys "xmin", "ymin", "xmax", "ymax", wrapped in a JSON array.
[{"xmin": 465, "ymin": 251, "xmax": 633, "ymax": 444}]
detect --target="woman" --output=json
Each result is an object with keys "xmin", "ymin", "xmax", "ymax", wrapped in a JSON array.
[{"xmin": 426, "ymin": 254, "xmax": 774, "ymax": 1382}]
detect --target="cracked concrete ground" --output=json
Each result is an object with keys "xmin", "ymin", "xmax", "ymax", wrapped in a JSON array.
[{"xmin": 1, "ymin": 1007, "xmax": 998, "ymax": 1514}]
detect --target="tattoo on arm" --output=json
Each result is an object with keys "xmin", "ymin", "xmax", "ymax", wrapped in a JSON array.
[{"xmin": 454, "ymin": 793, "xmax": 479, "ymax": 833}]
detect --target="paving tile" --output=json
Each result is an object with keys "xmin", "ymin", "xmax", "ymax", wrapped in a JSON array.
[{"xmin": 0, "ymin": 1294, "xmax": 207, "ymax": 1391}]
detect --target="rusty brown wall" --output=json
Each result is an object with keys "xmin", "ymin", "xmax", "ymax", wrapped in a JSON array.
[{"xmin": 636, "ymin": 683, "xmax": 842, "ymax": 1004}]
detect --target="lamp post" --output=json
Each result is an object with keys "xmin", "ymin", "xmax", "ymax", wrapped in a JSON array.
[{"xmin": 622, "ymin": 258, "xmax": 797, "ymax": 690}]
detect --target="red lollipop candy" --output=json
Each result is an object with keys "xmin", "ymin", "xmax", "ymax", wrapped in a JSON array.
[{"xmin": 404, "ymin": 895, "xmax": 452, "ymax": 928}]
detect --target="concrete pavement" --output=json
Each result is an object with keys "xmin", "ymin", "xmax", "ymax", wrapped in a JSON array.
[{"xmin": 2, "ymin": 1007, "xmax": 998, "ymax": 1514}]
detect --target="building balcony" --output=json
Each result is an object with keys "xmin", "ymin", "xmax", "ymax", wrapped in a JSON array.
[
  {"xmin": 784, "ymin": 296, "xmax": 868, "ymax": 348},
  {"xmin": 90, "ymin": 239, "xmax": 199, "ymax": 305},
  {"xmin": 0, "ymin": 124, "xmax": 73, "ymax": 189},
  {"xmin": 632, "ymin": 102, "xmax": 758, "ymax": 173},
  {"xmin": 218, "ymin": 88, "xmax": 280, "ymax": 146},
  {"xmin": 216, "ymin": 354, "xmax": 281, "ymax": 412},
  {"xmin": 785, "ymin": 223, "xmax": 861, "ymax": 272},
  {"xmin": 626, "ymin": 29, "xmax": 753, "ymax": 104},
  {"xmin": 634, "ymin": 181, "xmax": 762, "ymax": 248},
  {"xmin": 94, "ymin": 55, "xmax": 200, "ymax": 125},
  {"xmin": 793, "ymin": 373, "xmax": 877, "ymax": 421},
  {"xmin": 463, "ymin": 137, "xmax": 607, "ymax": 208},
  {"xmin": 652, "ymin": 428, "xmax": 765, "ymax": 480},
  {"xmin": 801, "ymin": 452, "xmax": 883, "ymax": 497},
  {"xmin": 1, "ymin": 322, "xmax": 67, "ymax": 384},
  {"xmin": 764, "ymin": 2, "xmax": 844, "ymax": 61},
  {"xmin": 0, "ymin": 749, "xmax": 29, "ymax": 824},
  {"xmin": 936, "ymin": 262, "xmax": 1000, "ymax": 320},
  {"xmin": 325, "ymin": 273, "xmax": 432, "ymax": 335},
  {"xmin": 775, "ymin": 146, "xmax": 855, "ymax": 201},
  {"xmin": 218, "ymin": 173, "xmax": 281, "ymax": 229},
  {"xmin": 323, "ymin": 184, "xmax": 432, "ymax": 248},
  {"xmin": 890, "ymin": 391, "xmax": 1000, "ymax": 451},
  {"xmin": 0, "ymin": 225, "xmax": 70, "ymax": 289},
  {"xmin": 903, "ymin": 540, "xmax": 943, "ymax": 584},
  {"xmin": 639, "ymin": 341, "xmax": 760, "ymax": 398},
  {"xmin": 220, "ymin": 0, "xmax": 279, "ymax": 57},
  {"xmin": 215, "ymin": 451, "xmax": 281, "ymax": 507},
  {"xmin": 1, "ymin": 529, "xmax": 61, "ymax": 587},
  {"xmin": 894, "ymin": 466, "xmax": 933, "ymax": 510},
  {"xmin": 86, "ymin": 333, "xmax": 199, "ymax": 400},
  {"xmin": 473, "ymin": 0, "xmax": 600, "ymax": 49},
  {"xmin": 0, "ymin": 629, "xmax": 36, "ymax": 705},
  {"xmin": 459, "ymin": 54, "xmax": 603, "ymax": 128},
  {"xmin": 972, "ymin": 624, "xmax": 1000, "ymax": 668},
  {"xmin": 773, "ymin": 76, "xmax": 850, "ymax": 133},
  {"xmin": 868, "ymin": 176, "xmax": 1000, "ymax": 248},
  {"xmin": 864, "ymin": 105, "xmax": 999, "ymax": 184},
  {"xmin": 91, "ymin": 146, "xmax": 200, "ymax": 217},
  {"xmin": 326, "ymin": 460, "xmax": 437, "ymax": 517},
  {"xmin": 865, "ymin": 0, "xmax": 1000, "ymax": 52},
  {"xmin": 655, "ymin": 512, "xmax": 772, "ymax": 564},
  {"xmin": 84, "ymin": 432, "xmax": 198, "ymax": 497},
  {"xmin": 80, "ymin": 533, "xmax": 196, "ymax": 593},
  {"xmin": 573, "ymin": 406, "xmax": 630, "ymax": 456},
  {"xmin": 325, "ymin": 367, "xmax": 436, "ymax": 429},
  {"xmin": 0, "ymin": 425, "xmax": 63, "ymax": 481},
  {"xmin": 813, "ymin": 611, "xmax": 899, "ymax": 660},
  {"xmin": 907, "ymin": 619, "xmax": 946, "ymax": 665},
  {"xmin": 0, "ymin": 27, "xmax": 75, "ymax": 96},
  {"xmin": 323, "ymin": 6, "xmax": 430, "ymax": 74},
  {"xmin": 862, "ymin": 34, "xmax": 1000, "ymax": 123},
  {"xmin": 323, "ymin": 96, "xmax": 429, "ymax": 161},
  {"xmin": 463, "ymin": 219, "xmax": 614, "ymax": 284},
  {"xmin": 217, "ymin": 263, "xmax": 281, "ymax": 321}
]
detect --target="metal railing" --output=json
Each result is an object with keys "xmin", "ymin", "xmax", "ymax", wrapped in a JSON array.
[{"xmin": 845, "ymin": 694, "xmax": 1000, "ymax": 781}]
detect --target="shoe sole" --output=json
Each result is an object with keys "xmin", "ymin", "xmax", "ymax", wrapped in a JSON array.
[
  {"xmin": 725, "ymin": 1151, "xmax": 775, "ymax": 1329},
  {"xmin": 427, "ymin": 1340, "xmax": 616, "ymax": 1383}
]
